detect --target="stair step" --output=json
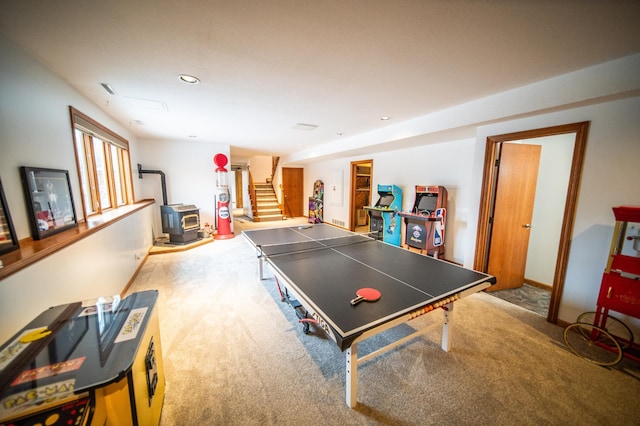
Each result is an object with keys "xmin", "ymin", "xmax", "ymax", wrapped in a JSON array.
[
  {"xmin": 252, "ymin": 182, "xmax": 282, "ymax": 221},
  {"xmin": 257, "ymin": 214, "xmax": 284, "ymax": 222},
  {"xmin": 257, "ymin": 208, "xmax": 282, "ymax": 214}
]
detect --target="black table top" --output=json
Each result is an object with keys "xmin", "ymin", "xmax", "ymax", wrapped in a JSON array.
[
  {"xmin": 0, "ymin": 290, "xmax": 158, "ymax": 419},
  {"xmin": 243, "ymin": 225, "xmax": 495, "ymax": 349}
]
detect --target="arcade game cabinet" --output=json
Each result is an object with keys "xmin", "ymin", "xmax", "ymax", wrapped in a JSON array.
[
  {"xmin": 308, "ymin": 180, "xmax": 324, "ymax": 224},
  {"xmin": 0, "ymin": 290, "xmax": 165, "ymax": 426},
  {"xmin": 399, "ymin": 185, "xmax": 447, "ymax": 257},
  {"xmin": 364, "ymin": 184, "xmax": 402, "ymax": 246}
]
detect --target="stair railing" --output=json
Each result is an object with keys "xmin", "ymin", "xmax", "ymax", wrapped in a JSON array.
[{"xmin": 248, "ymin": 170, "xmax": 257, "ymax": 218}]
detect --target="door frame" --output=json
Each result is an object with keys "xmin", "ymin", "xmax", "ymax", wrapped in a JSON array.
[
  {"xmin": 350, "ymin": 160, "xmax": 373, "ymax": 231},
  {"xmin": 474, "ymin": 122, "xmax": 589, "ymax": 323}
]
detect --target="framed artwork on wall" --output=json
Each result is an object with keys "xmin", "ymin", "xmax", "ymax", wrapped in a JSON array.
[
  {"xmin": 0, "ymin": 178, "xmax": 19, "ymax": 255},
  {"xmin": 20, "ymin": 166, "xmax": 78, "ymax": 240}
]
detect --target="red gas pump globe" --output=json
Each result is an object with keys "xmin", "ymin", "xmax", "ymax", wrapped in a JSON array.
[
  {"xmin": 213, "ymin": 153, "xmax": 234, "ymax": 239},
  {"xmin": 214, "ymin": 153, "xmax": 228, "ymax": 169}
]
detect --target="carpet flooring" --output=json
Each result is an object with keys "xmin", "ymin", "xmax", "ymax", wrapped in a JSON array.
[
  {"xmin": 124, "ymin": 217, "xmax": 640, "ymax": 425},
  {"xmin": 488, "ymin": 284, "xmax": 551, "ymax": 317}
]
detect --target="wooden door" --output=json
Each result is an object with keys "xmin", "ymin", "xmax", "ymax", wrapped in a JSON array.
[
  {"xmin": 486, "ymin": 143, "xmax": 541, "ymax": 291},
  {"xmin": 282, "ymin": 168, "xmax": 303, "ymax": 218}
]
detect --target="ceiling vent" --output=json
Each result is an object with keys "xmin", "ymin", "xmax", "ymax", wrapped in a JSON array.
[
  {"xmin": 100, "ymin": 83, "xmax": 116, "ymax": 95},
  {"xmin": 125, "ymin": 96, "xmax": 169, "ymax": 111},
  {"xmin": 291, "ymin": 123, "xmax": 318, "ymax": 131}
]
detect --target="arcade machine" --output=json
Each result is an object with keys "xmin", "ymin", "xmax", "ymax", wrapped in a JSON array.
[
  {"xmin": 399, "ymin": 185, "xmax": 448, "ymax": 258},
  {"xmin": 0, "ymin": 290, "xmax": 165, "ymax": 426},
  {"xmin": 364, "ymin": 184, "xmax": 402, "ymax": 246},
  {"xmin": 213, "ymin": 153, "xmax": 234, "ymax": 239},
  {"xmin": 308, "ymin": 180, "xmax": 324, "ymax": 224}
]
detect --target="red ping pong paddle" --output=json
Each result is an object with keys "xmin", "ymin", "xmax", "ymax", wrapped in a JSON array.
[{"xmin": 350, "ymin": 288, "xmax": 381, "ymax": 305}]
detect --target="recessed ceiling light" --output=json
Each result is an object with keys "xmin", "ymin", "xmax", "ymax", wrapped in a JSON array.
[
  {"xmin": 380, "ymin": 116, "xmax": 391, "ymax": 121},
  {"xmin": 179, "ymin": 74, "xmax": 200, "ymax": 84}
]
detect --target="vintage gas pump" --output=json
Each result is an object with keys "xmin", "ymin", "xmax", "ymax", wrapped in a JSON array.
[{"xmin": 213, "ymin": 153, "xmax": 234, "ymax": 239}]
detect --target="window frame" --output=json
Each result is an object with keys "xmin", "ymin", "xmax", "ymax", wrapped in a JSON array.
[{"xmin": 69, "ymin": 106, "xmax": 135, "ymax": 221}]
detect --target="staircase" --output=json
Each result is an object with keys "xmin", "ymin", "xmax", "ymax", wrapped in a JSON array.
[{"xmin": 253, "ymin": 182, "xmax": 284, "ymax": 221}]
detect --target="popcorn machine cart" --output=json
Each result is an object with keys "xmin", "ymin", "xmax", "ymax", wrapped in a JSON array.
[{"xmin": 564, "ymin": 206, "xmax": 640, "ymax": 365}]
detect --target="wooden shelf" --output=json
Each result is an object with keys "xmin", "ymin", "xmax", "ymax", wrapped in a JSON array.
[{"xmin": 0, "ymin": 200, "xmax": 155, "ymax": 281}]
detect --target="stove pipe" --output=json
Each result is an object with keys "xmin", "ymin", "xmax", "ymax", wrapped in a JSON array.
[{"xmin": 137, "ymin": 163, "xmax": 168, "ymax": 205}]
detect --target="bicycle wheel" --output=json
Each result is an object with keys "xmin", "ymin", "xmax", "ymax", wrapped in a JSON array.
[
  {"xmin": 577, "ymin": 311, "xmax": 634, "ymax": 349},
  {"xmin": 564, "ymin": 322, "xmax": 622, "ymax": 366}
]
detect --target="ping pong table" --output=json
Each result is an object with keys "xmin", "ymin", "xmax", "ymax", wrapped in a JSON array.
[{"xmin": 242, "ymin": 224, "xmax": 496, "ymax": 408}]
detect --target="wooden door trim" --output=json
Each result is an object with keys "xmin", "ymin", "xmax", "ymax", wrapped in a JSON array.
[
  {"xmin": 350, "ymin": 160, "xmax": 373, "ymax": 231},
  {"xmin": 474, "ymin": 121, "xmax": 589, "ymax": 323}
]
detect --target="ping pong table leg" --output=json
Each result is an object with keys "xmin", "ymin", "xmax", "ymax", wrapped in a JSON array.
[
  {"xmin": 345, "ymin": 344, "xmax": 358, "ymax": 408},
  {"xmin": 441, "ymin": 302, "xmax": 454, "ymax": 352}
]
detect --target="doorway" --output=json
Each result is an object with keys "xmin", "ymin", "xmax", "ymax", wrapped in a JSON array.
[
  {"xmin": 474, "ymin": 122, "xmax": 589, "ymax": 323},
  {"xmin": 232, "ymin": 166, "xmax": 243, "ymax": 210},
  {"xmin": 350, "ymin": 160, "xmax": 373, "ymax": 232}
]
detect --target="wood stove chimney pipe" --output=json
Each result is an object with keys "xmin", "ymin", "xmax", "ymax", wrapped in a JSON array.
[{"xmin": 137, "ymin": 163, "xmax": 168, "ymax": 205}]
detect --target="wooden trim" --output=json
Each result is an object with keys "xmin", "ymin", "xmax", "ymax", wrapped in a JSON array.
[
  {"xmin": 349, "ymin": 160, "xmax": 372, "ymax": 231},
  {"xmin": 474, "ymin": 122, "xmax": 589, "ymax": 324},
  {"xmin": 523, "ymin": 278, "xmax": 552, "ymax": 291},
  {"xmin": 0, "ymin": 199, "xmax": 155, "ymax": 281},
  {"xmin": 473, "ymin": 140, "xmax": 499, "ymax": 271}
]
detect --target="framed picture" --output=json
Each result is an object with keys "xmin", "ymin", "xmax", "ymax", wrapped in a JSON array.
[
  {"xmin": 20, "ymin": 166, "xmax": 78, "ymax": 240},
  {"xmin": 0, "ymin": 178, "xmax": 19, "ymax": 255}
]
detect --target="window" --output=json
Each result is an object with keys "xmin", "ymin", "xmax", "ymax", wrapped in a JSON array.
[{"xmin": 69, "ymin": 107, "xmax": 134, "ymax": 219}]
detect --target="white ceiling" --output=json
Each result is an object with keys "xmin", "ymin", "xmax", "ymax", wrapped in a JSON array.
[{"xmin": 1, "ymin": 1, "xmax": 639, "ymax": 162}]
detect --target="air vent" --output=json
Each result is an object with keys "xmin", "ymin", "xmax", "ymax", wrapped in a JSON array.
[
  {"xmin": 100, "ymin": 83, "xmax": 116, "ymax": 95},
  {"xmin": 125, "ymin": 96, "xmax": 169, "ymax": 111},
  {"xmin": 331, "ymin": 219, "xmax": 346, "ymax": 228},
  {"xmin": 291, "ymin": 123, "xmax": 318, "ymax": 131}
]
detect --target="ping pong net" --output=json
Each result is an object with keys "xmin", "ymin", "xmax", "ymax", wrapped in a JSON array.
[{"xmin": 257, "ymin": 233, "xmax": 375, "ymax": 258}]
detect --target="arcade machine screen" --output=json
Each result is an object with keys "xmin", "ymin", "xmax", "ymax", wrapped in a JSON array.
[
  {"xmin": 377, "ymin": 194, "xmax": 394, "ymax": 207},
  {"xmin": 416, "ymin": 193, "xmax": 438, "ymax": 215}
]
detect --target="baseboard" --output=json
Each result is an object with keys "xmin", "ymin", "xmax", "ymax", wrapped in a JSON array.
[{"xmin": 524, "ymin": 278, "xmax": 552, "ymax": 291}]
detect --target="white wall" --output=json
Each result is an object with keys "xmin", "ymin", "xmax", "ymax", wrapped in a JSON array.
[
  {"xmin": 524, "ymin": 134, "xmax": 575, "ymax": 285},
  {"xmin": 0, "ymin": 34, "xmax": 142, "ymax": 237},
  {"xmin": 136, "ymin": 139, "xmax": 230, "ymax": 235},
  {"xmin": 0, "ymin": 206, "xmax": 155, "ymax": 342},
  {"xmin": 304, "ymin": 138, "xmax": 476, "ymax": 263},
  {"xmin": 303, "ymin": 97, "xmax": 640, "ymax": 336},
  {"xmin": 0, "ymin": 34, "xmax": 155, "ymax": 342},
  {"xmin": 248, "ymin": 155, "xmax": 273, "ymax": 183},
  {"xmin": 471, "ymin": 97, "xmax": 640, "ymax": 335}
]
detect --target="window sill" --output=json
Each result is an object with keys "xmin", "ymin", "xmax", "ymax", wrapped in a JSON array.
[{"xmin": 0, "ymin": 199, "xmax": 155, "ymax": 281}]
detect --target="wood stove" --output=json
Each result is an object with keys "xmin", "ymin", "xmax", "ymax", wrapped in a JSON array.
[{"xmin": 160, "ymin": 204, "xmax": 200, "ymax": 244}]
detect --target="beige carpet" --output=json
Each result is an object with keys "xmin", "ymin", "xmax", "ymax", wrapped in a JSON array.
[{"xmin": 126, "ymin": 217, "xmax": 640, "ymax": 425}]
